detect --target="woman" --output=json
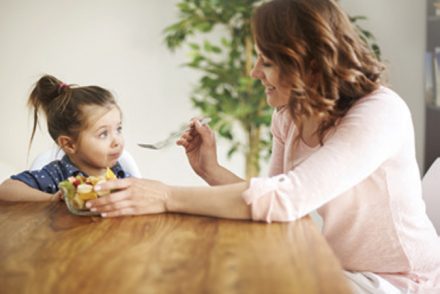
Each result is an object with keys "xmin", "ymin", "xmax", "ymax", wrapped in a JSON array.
[{"xmin": 88, "ymin": 0, "xmax": 440, "ymax": 292}]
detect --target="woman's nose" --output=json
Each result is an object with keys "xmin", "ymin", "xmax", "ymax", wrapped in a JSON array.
[{"xmin": 250, "ymin": 63, "xmax": 262, "ymax": 80}]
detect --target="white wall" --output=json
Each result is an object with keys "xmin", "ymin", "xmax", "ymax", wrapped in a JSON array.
[
  {"xmin": 0, "ymin": 0, "xmax": 427, "ymax": 184},
  {"xmin": 340, "ymin": 0, "xmax": 427, "ymax": 169}
]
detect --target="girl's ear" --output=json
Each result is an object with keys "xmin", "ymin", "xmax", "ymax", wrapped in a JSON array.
[{"xmin": 57, "ymin": 135, "xmax": 77, "ymax": 154}]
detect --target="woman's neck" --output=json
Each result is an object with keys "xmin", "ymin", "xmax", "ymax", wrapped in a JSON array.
[{"xmin": 300, "ymin": 116, "xmax": 321, "ymax": 148}]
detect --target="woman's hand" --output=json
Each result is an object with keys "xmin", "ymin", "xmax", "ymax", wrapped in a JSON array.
[
  {"xmin": 176, "ymin": 118, "xmax": 219, "ymax": 180},
  {"xmin": 85, "ymin": 178, "xmax": 170, "ymax": 218}
]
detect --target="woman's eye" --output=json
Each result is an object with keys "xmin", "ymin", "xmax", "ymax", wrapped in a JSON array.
[
  {"xmin": 117, "ymin": 126, "xmax": 123, "ymax": 134},
  {"xmin": 262, "ymin": 61, "xmax": 273, "ymax": 67}
]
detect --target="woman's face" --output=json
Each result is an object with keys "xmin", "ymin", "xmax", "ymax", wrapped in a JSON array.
[{"xmin": 250, "ymin": 47, "xmax": 291, "ymax": 108}]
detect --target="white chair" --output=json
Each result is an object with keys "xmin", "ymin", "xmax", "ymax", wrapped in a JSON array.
[
  {"xmin": 422, "ymin": 158, "xmax": 440, "ymax": 235},
  {"xmin": 30, "ymin": 146, "xmax": 142, "ymax": 178}
]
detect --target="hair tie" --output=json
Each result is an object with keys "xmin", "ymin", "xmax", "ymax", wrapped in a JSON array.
[{"xmin": 58, "ymin": 82, "xmax": 68, "ymax": 94}]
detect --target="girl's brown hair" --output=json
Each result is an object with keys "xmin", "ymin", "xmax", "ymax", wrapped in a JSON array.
[
  {"xmin": 252, "ymin": 0, "xmax": 385, "ymax": 145},
  {"xmin": 28, "ymin": 75, "xmax": 117, "ymax": 148}
]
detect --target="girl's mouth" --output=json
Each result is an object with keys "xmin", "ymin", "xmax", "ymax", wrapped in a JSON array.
[{"xmin": 109, "ymin": 153, "xmax": 121, "ymax": 160}]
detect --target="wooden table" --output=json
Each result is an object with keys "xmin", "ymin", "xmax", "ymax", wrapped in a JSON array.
[{"xmin": 0, "ymin": 201, "xmax": 351, "ymax": 294}]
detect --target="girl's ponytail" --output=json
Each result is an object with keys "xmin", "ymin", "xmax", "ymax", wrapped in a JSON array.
[{"xmin": 27, "ymin": 75, "xmax": 71, "ymax": 149}]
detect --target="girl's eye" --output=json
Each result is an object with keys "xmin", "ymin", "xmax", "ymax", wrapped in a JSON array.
[
  {"xmin": 99, "ymin": 131, "xmax": 108, "ymax": 139},
  {"xmin": 117, "ymin": 126, "xmax": 123, "ymax": 134}
]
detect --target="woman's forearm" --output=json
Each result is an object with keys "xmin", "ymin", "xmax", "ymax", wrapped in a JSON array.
[
  {"xmin": 166, "ymin": 181, "xmax": 252, "ymax": 220},
  {"xmin": 0, "ymin": 179, "xmax": 54, "ymax": 201},
  {"xmin": 202, "ymin": 164, "xmax": 244, "ymax": 186}
]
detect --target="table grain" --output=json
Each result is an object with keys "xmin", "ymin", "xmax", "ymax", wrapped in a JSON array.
[{"xmin": 0, "ymin": 201, "xmax": 351, "ymax": 294}]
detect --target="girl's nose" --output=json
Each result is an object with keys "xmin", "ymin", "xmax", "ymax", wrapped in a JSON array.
[
  {"xmin": 111, "ymin": 140, "xmax": 119, "ymax": 148},
  {"xmin": 112, "ymin": 133, "xmax": 123, "ymax": 148}
]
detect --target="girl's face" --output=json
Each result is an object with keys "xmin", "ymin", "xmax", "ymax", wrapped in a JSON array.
[
  {"xmin": 250, "ymin": 47, "xmax": 291, "ymax": 108},
  {"xmin": 70, "ymin": 104, "xmax": 124, "ymax": 176}
]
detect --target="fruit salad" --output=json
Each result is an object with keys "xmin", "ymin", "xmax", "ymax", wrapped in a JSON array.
[{"xmin": 58, "ymin": 168, "xmax": 117, "ymax": 210}]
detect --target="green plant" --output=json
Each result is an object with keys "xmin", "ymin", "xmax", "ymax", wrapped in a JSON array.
[
  {"xmin": 164, "ymin": 0, "xmax": 269, "ymax": 179},
  {"xmin": 164, "ymin": 0, "xmax": 381, "ymax": 179},
  {"xmin": 350, "ymin": 15, "xmax": 382, "ymax": 60}
]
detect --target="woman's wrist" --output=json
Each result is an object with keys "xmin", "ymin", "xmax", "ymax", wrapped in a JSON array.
[
  {"xmin": 164, "ymin": 185, "xmax": 185, "ymax": 213},
  {"xmin": 202, "ymin": 165, "xmax": 244, "ymax": 186},
  {"xmin": 197, "ymin": 163, "xmax": 223, "ymax": 185}
]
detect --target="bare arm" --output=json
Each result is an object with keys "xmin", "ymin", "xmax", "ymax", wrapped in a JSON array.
[
  {"xmin": 0, "ymin": 179, "xmax": 59, "ymax": 202},
  {"xmin": 201, "ymin": 164, "xmax": 244, "ymax": 186},
  {"xmin": 87, "ymin": 178, "xmax": 251, "ymax": 219},
  {"xmin": 166, "ymin": 181, "xmax": 251, "ymax": 219}
]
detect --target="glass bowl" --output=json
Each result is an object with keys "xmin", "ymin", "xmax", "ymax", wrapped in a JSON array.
[{"xmin": 59, "ymin": 186, "xmax": 101, "ymax": 217}]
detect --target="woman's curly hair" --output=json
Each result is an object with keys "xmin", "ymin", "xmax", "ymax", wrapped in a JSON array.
[{"xmin": 252, "ymin": 0, "xmax": 385, "ymax": 145}]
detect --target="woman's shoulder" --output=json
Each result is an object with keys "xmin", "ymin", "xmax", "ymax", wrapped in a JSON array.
[{"xmin": 350, "ymin": 86, "xmax": 411, "ymax": 118}]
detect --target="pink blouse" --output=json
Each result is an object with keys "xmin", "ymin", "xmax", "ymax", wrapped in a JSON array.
[{"xmin": 242, "ymin": 87, "xmax": 440, "ymax": 292}]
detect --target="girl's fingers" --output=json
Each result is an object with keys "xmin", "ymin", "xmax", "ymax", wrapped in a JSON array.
[{"xmin": 52, "ymin": 191, "xmax": 63, "ymax": 202}]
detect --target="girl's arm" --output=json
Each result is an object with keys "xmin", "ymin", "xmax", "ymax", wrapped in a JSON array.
[{"xmin": 0, "ymin": 179, "xmax": 59, "ymax": 202}]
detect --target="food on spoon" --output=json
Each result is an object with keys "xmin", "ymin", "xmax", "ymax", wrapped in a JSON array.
[{"xmin": 58, "ymin": 168, "xmax": 116, "ymax": 210}]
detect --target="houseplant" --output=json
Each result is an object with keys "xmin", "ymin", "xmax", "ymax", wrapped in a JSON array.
[{"xmin": 164, "ymin": 0, "xmax": 381, "ymax": 179}]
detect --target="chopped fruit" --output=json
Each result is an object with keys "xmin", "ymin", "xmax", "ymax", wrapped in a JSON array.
[
  {"xmin": 68, "ymin": 176, "xmax": 81, "ymax": 187},
  {"xmin": 78, "ymin": 190, "xmax": 98, "ymax": 201},
  {"xmin": 77, "ymin": 184, "xmax": 97, "ymax": 201},
  {"xmin": 85, "ymin": 176, "xmax": 100, "ymax": 186},
  {"xmin": 105, "ymin": 168, "xmax": 117, "ymax": 180},
  {"xmin": 77, "ymin": 183, "xmax": 93, "ymax": 194},
  {"xmin": 95, "ymin": 179, "xmax": 110, "ymax": 197},
  {"xmin": 58, "ymin": 167, "xmax": 117, "ymax": 211}
]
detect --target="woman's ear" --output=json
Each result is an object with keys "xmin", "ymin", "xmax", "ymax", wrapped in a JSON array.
[{"xmin": 57, "ymin": 136, "xmax": 77, "ymax": 155}]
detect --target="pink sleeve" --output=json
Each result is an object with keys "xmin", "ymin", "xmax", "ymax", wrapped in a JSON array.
[
  {"xmin": 243, "ymin": 89, "xmax": 409, "ymax": 223},
  {"xmin": 268, "ymin": 109, "xmax": 286, "ymax": 177},
  {"xmin": 243, "ymin": 174, "xmax": 299, "ymax": 222}
]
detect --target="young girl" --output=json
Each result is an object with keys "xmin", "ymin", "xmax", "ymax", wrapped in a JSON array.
[
  {"xmin": 0, "ymin": 75, "xmax": 129, "ymax": 201},
  {"xmin": 86, "ymin": 0, "xmax": 439, "ymax": 292}
]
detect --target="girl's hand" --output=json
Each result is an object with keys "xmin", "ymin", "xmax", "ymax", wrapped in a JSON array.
[
  {"xmin": 176, "ymin": 118, "xmax": 219, "ymax": 180},
  {"xmin": 52, "ymin": 190, "xmax": 64, "ymax": 202},
  {"xmin": 85, "ymin": 178, "xmax": 170, "ymax": 218}
]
